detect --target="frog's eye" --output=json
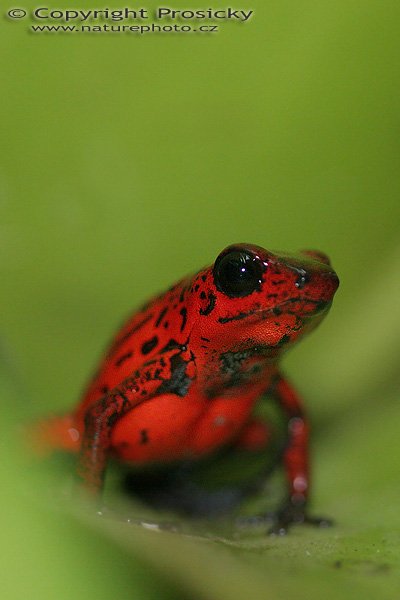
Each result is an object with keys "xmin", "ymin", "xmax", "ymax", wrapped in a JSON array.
[{"xmin": 213, "ymin": 249, "xmax": 265, "ymax": 297}]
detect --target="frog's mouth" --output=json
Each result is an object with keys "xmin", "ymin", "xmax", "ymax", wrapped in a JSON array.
[
  {"xmin": 270, "ymin": 296, "xmax": 332, "ymax": 317},
  {"xmin": 218, "ymin": 298, "xmax": 331, "ymax": 324}
]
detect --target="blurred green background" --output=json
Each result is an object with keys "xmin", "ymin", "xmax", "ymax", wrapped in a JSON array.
[{"xmin": 1, "ymin": 0, "xmax": 400, "ymax": 598}]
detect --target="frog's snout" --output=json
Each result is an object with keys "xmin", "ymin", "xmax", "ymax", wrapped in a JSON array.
[
  {"xmin": 300, "ymin": 249, "xmax": 331, "ymax": 266},
  {"xmin": 322, "ymin": 269, "xmax": 340, "ymax": 288},
  {"xmin": 303, "ymin": 266, "xmax": 340, "ymax": 306},
  {"xmin": 297, "ymin": 250, "xmax": 339, "ymax": 297},
  {"xmin": 278, "ymin": 251, "xmax": 339, "ymax": 309},
  {"xmin": 320, "ymin": 270, "xmax": 340, "ymax": 302}
]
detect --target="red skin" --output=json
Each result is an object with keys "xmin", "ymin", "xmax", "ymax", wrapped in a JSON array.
[{"xmin": 36, "ymin": 244, "xmax": 339, "ymax": 531}]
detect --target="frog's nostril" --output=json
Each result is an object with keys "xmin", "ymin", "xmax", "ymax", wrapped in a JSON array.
[{"xmin": 295, "ymin": 271, "xmax": 311, "ymax": 289}]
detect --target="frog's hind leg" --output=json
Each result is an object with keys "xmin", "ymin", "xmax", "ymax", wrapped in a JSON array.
[
  {"xmin": 28, "ymin": 414, "xmax": 80, "ymax": 456},
  {"xmin": 233, "ymin": 417, "xmax": 271, "ymax": 452}
]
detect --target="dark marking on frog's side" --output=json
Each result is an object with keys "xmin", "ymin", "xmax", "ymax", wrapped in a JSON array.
[
  {"xmin": 118, "ymin": 441, "xmax": 130, "ymax": 450},
  {"xmin": 143, "ymin": 358, "xmax": 157, "ymax": 367},
  {"xmin": 180, "ymin": 307, "xmax": 188, "ymax": 332},
  {"xmin": 160, "ymin": 338, "xmax": 184, "ymax": 353},
  {"xmin": 276, "ymin": 334, "xmax": 290, "ymax": 347},
  {"xmin": 200, "ymin": 291, "xmax": 216, "ymax": 316},
  {"xmin": 220, "ymin": 348, "xmax": 259, "ymax": 374},
  {"xmin": 200, "ymin": 336, "xmax": 210, "ymax": 342},
  {"xmin": 141, "ymin": 364, "xmax": 164, "ymax": 384},
  {"xmin": 292, "ymin": 318, "xmax": 303, "ymax": 331},
  {"xmin": 201, "ymin": 275, "xmax": 207, "ymax": 282},
  {"xmin": 155, "ymin": 307, "xmax": 168, "ymax": 328},
  {"xmin": 115, "ymin": 351, "xmax": 133, "ymax": 367},
  {"xmin": 140, "ymin": 429, "xmax": 149, "ymax": 445},
  {"xmin": 110, "ymin": 314, "xmax": 153, "ymax": 354},
  {"xmin": 86, "ymin": 392, "xmax": 128, "ymax": 431},
  {"xmin": 194, "ymin": 284, "xmax": 200, "ymax": 291},
  {"xmin": 157, "ymin": 353, "xmax": 193, "ymax": 397},
  {"xmin": 206, "ymin": 347, "xmax": 269, "ymax": 395},
  {"xmin": 107, "ymin": 412, "xmax": 120, "ymax": 427},
  {"xmin": 179, "ymin": 288, "xmax": 186, "ymax": 303},
  {"xmin": 100, "ymin": 385, "xmax": 109, "ymax": 394},
  {"xmin": 141, "ymin": 336, "xmax": 159, "ymax": 355}
]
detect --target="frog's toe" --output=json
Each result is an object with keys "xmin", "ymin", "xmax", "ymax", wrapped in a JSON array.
[
  {"xmin": 268, "ymin": 515, "xmax": 332, "ymax": 536},
  {"xmin": 267, "ymin": 499, "xmax": 333, "ymax": 535},
  {"xmin": 303, "ymin": 514, "xmax": 333, "ymax": 528}
]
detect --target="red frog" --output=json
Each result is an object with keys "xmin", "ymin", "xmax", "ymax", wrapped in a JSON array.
[{"xmin": 36, "ymin": 243, "xmax": 339, "ymax": 533}]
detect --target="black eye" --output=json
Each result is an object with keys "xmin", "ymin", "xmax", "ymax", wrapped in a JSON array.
[{"xmin": 213, "ymin": 250, "xmax": 265, "ymax": 297}]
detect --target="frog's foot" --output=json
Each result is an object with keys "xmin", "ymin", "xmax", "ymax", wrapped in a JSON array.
[{"xmin": 268, "ymin": 497, "xmax": 332, "ymax": 536}]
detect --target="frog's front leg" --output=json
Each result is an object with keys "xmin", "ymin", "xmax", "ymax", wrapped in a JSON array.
[
  {"xmin": 271, "ymin": 373, "xmax": 331, "ymax": 534},
  {"xmin": 77, "ymin": 360, "xmax": 168, "ymax": 494}
]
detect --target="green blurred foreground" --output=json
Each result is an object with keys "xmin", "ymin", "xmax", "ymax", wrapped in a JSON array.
[{"xmin": 1, "ymin": 0, "xmax": 400, "ymax": 598}]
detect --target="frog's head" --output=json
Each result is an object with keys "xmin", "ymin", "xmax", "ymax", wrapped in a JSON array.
[{"xmin": 193, "ymin": 243, "xmax": 339, "ymax": 352}]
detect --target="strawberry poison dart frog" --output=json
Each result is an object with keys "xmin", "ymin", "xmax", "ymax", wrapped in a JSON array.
[{"xmin": 37, "ymin": 244, "xmax": 339, "ymax": 532}]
